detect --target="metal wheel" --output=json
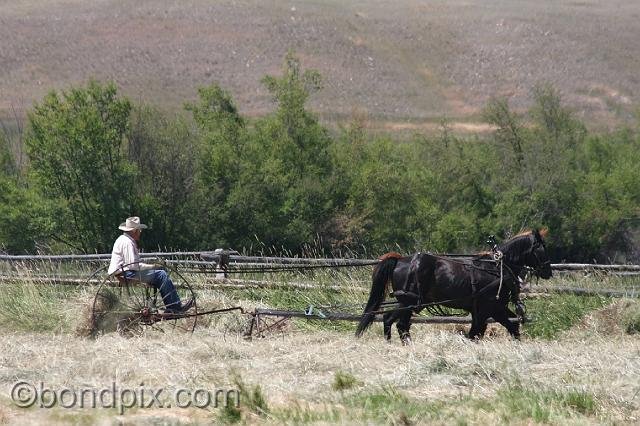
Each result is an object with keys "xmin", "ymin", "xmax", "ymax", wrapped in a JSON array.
[{"xmin": 91, "ymin": 263, "xmax": 197, "ymax": 336}]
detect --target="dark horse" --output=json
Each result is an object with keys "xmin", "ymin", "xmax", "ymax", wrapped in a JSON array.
[{"xmin": 355, "ymin": 229, "xmax": 553, "ymax": 343}]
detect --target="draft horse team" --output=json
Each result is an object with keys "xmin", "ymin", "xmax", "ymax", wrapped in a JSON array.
[{"xmin": 356, "ymin": 229, "xmax": 553, "ymax": 343}]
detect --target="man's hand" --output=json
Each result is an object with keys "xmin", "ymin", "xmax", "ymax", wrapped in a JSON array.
[{"xmin": 148, "ymin": 258, "xmax": 167, "ymax": 270}]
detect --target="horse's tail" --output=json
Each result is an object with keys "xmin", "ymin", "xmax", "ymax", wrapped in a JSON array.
[{"xmin": 355, "ymin": 252, "xmax": 402, "ymax": 337}]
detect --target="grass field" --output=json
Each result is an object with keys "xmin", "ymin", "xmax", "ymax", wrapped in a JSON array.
[{"xmin": 0, "ymin": 267, "xmax": 638, "ymax": 424}]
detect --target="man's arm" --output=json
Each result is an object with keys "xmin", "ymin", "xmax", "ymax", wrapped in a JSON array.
[
  {"xmin": 121, "ymin": 237, "xmax": 143, "ymax": 271},
  {"xmin": 139, "ymin": 262, "xmax": 161, "ymax": 271},
  {"xmin": 120, "ymin": 236, "xmax": 164, "ymax": 271}
]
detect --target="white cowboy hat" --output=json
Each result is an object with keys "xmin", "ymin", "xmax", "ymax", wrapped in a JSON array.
[{"xmin": 118, "ymin": 216, "xmax": 148, "ymax": 231}]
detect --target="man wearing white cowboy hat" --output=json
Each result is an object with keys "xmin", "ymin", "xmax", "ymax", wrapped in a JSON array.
[{"xmin": 108, "ymin": 216, "xmax": 193, "ymax": 313}]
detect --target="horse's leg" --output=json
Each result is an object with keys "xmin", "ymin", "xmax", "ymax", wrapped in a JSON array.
[
  {"xmin": 396, "ymin": 310, "xmax": 413, "ymax": 345},
  {"xmin": 467, "ymin": 304, "xmax": 489, "ymax": 340},
  {"xmin": 492, "ymin": 306, "xmax": 520, "ymax": 339},
  {"xmin": 472, "ymin": 302, "xmax": 488, "ymax": 337},
  {"xmin": 383, "ymin": 311, "xmax": 395, "ymax": 341},
  {"xmin": 477, "ymin": 321, "xmax": 488, "ymax": 337}
]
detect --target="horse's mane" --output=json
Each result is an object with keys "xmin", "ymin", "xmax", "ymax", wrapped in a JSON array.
[
  {"xmin": 514, "ymin": 228, "xmax": 549, "ymax": 239},
  {"xmin": 513, "ymin": 230, "xmax": 531, "ymax": 238},
  {"xmin": 473, "ymin": 233, "xmax": 531, "ymax": 258},
  {"xmin": 473, "ymin": 228, "xmax": 549, "ymax": 258}
]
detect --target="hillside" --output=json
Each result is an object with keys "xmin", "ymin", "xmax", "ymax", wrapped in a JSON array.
[{"xmin": 1, "ymin": 0, "xmax": 639, "ymax": 131}]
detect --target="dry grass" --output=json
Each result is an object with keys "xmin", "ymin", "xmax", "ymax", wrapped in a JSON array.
[
  {"xmin": 1, "ymin": 306, "xmax": 639, "ymax": 424},
  {"xmin": 0, "ymin": 267, "xmax": 639, "ymax": 423},
  {"xmin": 574, "ymin": 298, "xmax": 640, "ymax": 336}
]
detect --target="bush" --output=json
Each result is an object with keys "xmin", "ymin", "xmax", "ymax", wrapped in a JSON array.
[
  {"xmin": 332, "ymin": 371, "xmax": 359, "ymax": 391},
  {"xmin": 0, "ymin": 280, "xmax": 74, "ymax": 332}
]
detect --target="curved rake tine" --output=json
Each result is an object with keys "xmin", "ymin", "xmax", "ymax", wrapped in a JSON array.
[
  {"xmin": 123, "ymin": 284, "xmax": 149, "ymax": 311},
  {"xmin": 149, "ymin": 323, "xmax": 166, "ymax": 334},
  {"xmin": 167, "ymin": 314, "xmax": 194, "ymax": 333},
  {"xmin": 117, "ymin": 317, "xmax": 143, "ymax": 336},
  {"xmin": 113, "ymin": 298, "xmax": 143, "ymax": 313},
  {"xmin": 92, "ymin": 261, "xmax": 199, "ymax": 335},
  {"xmin": 101, "ymin": 310, "xmax": 145, "ymax": 315}
]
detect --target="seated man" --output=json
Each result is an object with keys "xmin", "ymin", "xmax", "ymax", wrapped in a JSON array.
[{"xmin": 107, "ymin": 216, "xmax": 193, "ymax": 313}]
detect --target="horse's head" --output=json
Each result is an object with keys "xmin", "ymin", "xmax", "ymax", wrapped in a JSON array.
[
  {"xmin": 500, "ymin": 229, "xmax": 552, "ymax": 279},
  {"xmin": 530, "ymin": 229, "xmax": 552, "ymax": 279}
]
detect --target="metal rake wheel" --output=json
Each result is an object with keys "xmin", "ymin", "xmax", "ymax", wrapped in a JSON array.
[
  {"xmin": 91, "ymin": 264, "xmax": 198, "ymax": 336},
  {"xmin": 243, "ymin": 311, "xmax": 291, "ymax": 339}
]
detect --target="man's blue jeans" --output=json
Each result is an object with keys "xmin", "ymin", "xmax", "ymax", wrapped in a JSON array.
[{"xmin": 124, "ymin": 269, "xmax": 181, "ymax": 311}]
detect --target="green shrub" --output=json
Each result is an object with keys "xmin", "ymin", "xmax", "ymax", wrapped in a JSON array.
[
  {"xmin": 25, "ymin": 80, "xmax": 135, "ymax": 253},
  {"xmin": 523, "ymin": 295, "xmax": 609, "ymax": 339},
  {"xmin": 332, "ymin": 371, "xmax": 359, "ymax": 391},
  {"xmin": 231, "ymin": 372, "xmax": 269, "ymax": 417},
  {"xmin": 2, "ymin": 61, "xmax": 639, "ymax": 261}
]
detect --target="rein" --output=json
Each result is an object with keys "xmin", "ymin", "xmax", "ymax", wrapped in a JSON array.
[
  {"xmin": 386, "ymin": 236, "xmax": 546, "ymax": 315},
  {"xmin": 172, "ymin": 260, "xmax": 380, "ymax": 275},
  {"xmin": 369, "ymin": 274, "xmax": 518, "ymax": 316},
  {"xmin": 367, "ymin": 297, "xmax": 468, "ymax": 316},
  {"xmin": 429, "ymin": 254, "xmax": 503, "ymax": 277}
]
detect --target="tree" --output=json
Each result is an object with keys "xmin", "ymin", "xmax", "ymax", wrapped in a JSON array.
[
  {"xmin": 233, "ymin": 52, "xmax": 335, "ymax": 249},
  {"xmin": 482, "ymin": 97, "xmax": 525, "ymax": 166},
  {"xmin": 530, "ymin": 84, "xmax": 585, "ymax": 147},
  {"xmin": 128, "ymin": 105, "xmax": 199, "ymax": 249},
  {"xmin": 186, "ymin": 83, "xmax": 246, "ymax": 248},
  {"xmin": 25, "ymin": 81, "xmax": 136, "ymax": 252},
  {"xmin": 0, "ymin": 131, "xmax": 15, "ymax": 177}
]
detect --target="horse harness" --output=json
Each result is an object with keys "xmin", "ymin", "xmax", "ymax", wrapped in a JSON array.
[
  {"xmin": 391, "ymin": 252, "xmax": 423, "ymax": 302},
  {"xmin": 388, "ymin": 251, "xmax": 527, "ymax": 317}
]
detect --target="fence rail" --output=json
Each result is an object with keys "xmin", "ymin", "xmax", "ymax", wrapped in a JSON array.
[
  {"xmin": 2, "ymin": 251, "xmax": 640, "ymax": 274},
  {"xmin": 0, "ymin": 273, "xmax": 638, "ymax": 298}
]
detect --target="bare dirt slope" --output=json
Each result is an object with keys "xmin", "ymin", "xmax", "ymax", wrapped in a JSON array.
[{"xmin": 1, "ymin": 0, "xmax": 639, "ymax": 129}]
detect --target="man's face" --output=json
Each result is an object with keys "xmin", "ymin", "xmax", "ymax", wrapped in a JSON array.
[{"xmin": 132, "ymin": 229, "xmax": 142, "ymax": 241}]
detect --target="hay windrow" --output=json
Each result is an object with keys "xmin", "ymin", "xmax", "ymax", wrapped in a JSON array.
[
  {"xmin": 571, "ymin": 299, "xmax": 640, "ymax": 336},
  {"xmin": 75, "ymin": 288, "xmax": 118, "ymax": 338}
]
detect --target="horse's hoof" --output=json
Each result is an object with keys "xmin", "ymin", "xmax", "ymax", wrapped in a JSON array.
[{"xmin": 401, "ymin": 336, "xmax": 413, "ymax": 346}]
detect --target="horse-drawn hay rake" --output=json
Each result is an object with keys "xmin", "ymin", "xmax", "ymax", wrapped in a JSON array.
[
  {"xmin": 87, "ymin": 254, "xmax": 383, "ymax": 337},
  {"xmin": 88, "ymin": 260, "xmax": 248, "ymax": 336},
  {"xmin": 79, "ymin": 234, "xmax": 639, "ymax": 339},
  {"xmin": 86, "ymin": 248, "xmax": 527, "ymax": 339}
]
